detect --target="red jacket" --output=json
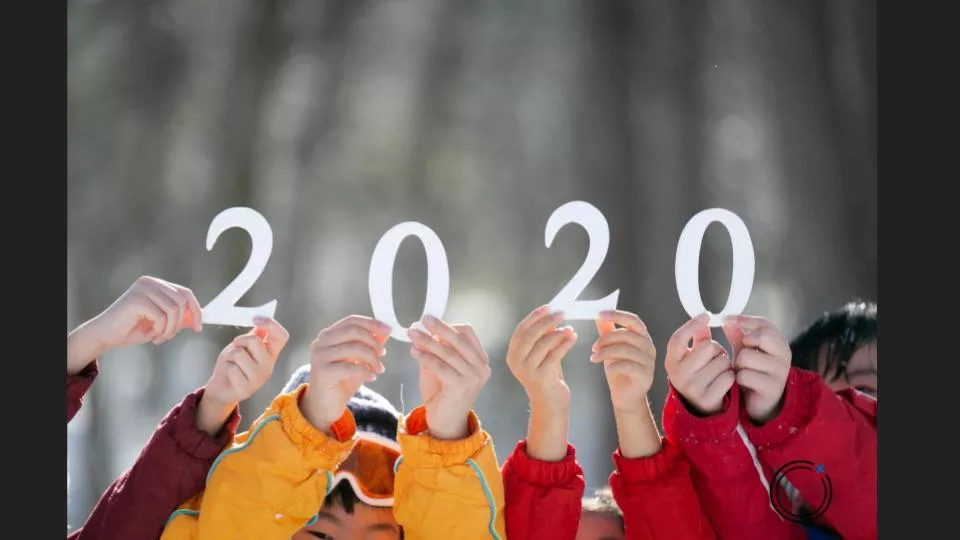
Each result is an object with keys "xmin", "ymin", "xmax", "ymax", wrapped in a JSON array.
[
  {"xmin": 67, "ymin": 361, "xmax": 240, "ymax": 540},
  {"xmin": 662, "ymin": 368, "xmax": 877, "ymax": 540},
  {"xmin": 502, "ymin": 439, "xmax": 717, "ymax": 539}
]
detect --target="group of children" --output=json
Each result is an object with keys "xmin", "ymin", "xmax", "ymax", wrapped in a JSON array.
[{"xmin": 67, "ymin": 275, "xmax": 877, "ymax": 539}]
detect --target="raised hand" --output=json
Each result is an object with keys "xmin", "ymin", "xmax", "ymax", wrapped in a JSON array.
[
  {"xmin": 722, "ymin": 314, "xmax": 792, "ymax": 424},
  {"xmin": 505, "ymin": 306, "xmax": 577, "ymax": 410},
  {"xmin": 68, "ymin": 276, "xmax": 202, "ymax": 374},
  {"xmin": 199, "ymin": 316, "xmax": 289, "ymax": 434},
  {"xmin": 300, "ymin": 315, "xmax": 392, "ymax": 433},
  {"xmin": 664, "ymin": 313, "xmax": 736, "ymax": 416},
  {"xmin": 593, "ymin": 310, "xmax": 656, "ymax": 413},
  {"xmin": 408, "ymin": 316, "xmax": 491, "ymax": 440}
]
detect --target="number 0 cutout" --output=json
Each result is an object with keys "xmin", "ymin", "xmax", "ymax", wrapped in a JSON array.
[
  {"xmin": 545, "ymin": 201, "xmax": 620, "ymax": 319},
  {"xmin": 201, "ymin": 207, "xmax": 278, "ymax": 327},
  {"xmin": 368, "ymin": 222, "xmax": 450, "ymax": 342},
  {"xmin": 674, "ymin": 208, "xmax": 755, "ymax": 327}
]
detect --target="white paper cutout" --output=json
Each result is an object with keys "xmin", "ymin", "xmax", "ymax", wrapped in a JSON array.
[
  {"xmin": 368, "ymin": 222, "xmax": 450, "ymax": 341},
  {"xmin": 674, "ymin": 208, "xmax": 755, "ymax": 327},
  {"xmin": 201, "ymin": 207, "xmax": 278, "ymax": 327},
  {"xmin": 545, "ymin": 200, "xmax": 620, "ymax": 320}
]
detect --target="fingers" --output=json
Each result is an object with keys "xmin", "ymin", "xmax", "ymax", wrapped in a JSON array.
[
  {"xmin": 324, "ymin": 361, "xmax": 376, "ymax": 384},
  {"xmin": 721, "ymin": 321, "xmax": 746, "ymax": 358},
  {"xmin": 735, "ymin": 368, "xmax": 779, "ymax": 395},
  {"xmin": 516, "ymin": 305, "xmax": 552, "ymax": 333},
  {"xmin": 312, "ymin": 341, "xmax": 384, "ymax": 375},
  {"xmin": 733, "ymin": 348, "xmax": 780, "ymax": 375},
  {"xmin": 314, "ymin": 322, "xmax": 384, "ymax": 355},
  {"xmin": 411, "ymin": 347, "xmax": 460, "ymax": 383},
  {"xmin": 693, "ymin": 354, "xmax": 733, "ymax": 393},
  {"xmin": 145, "ymin": 288, "xmax": 181, "ymax": 342},
  {"xmin": 592, "ymin": 328, "xmax": 654, "ymax": 356},
  {"xmin": 595, "ymin": 319, "xmax": 617, "ymax": 337},
  {"xmin": 603, "ymin": 358, "xmax": 651, "ymax": 379},
  {"xmin": 540, "ymin": 328, "xmax": 577, "ymax": 372},
  {"xmin": 598, "ymin": 310, "xmax": 649, "ymax": 335},
  {"xmin": 324, "ymin": 315, "xmax": 393, "ymax": 341},
  {"xmin": 130, "ymin": 295, "xmax": 167, "ymax": 340},
  {"xmin": 421, "ymin": 315, "xmax": 482, "ymax": 368},
  {"xmin": 702, "ymin": 369, "xmax": 736, "ymax": 406},
  {"xmin": 665, "ymin": 313, "xmax": 711, "ymax": 366},
  {"xmin": 408, "ymin": 328, "xmax": 471, "ymax": 375},
  {"xmin": 452, "ymin": 324, "xmax": 489, "ymax": 364},
  {"xmin": 170, "ymin": 284, "xmax": 203, "ymax": 332},
  {"xmin": 679, "ymin": 339, "xmax": 727, "ymax": 374},
  {"xmin": 528, "ymin": 328, "xmax": 573, "ymax": 368},
  {"xmin": 226, "ymin": 347, "xmax": 257, "ymax": 383},
  {"xmin": 232, "ymin": 334, "xmax": 276, "ymax": 379},
  {"xmin": 512, "ymin": 311, "xmax": 566, "ymax": 362},
  {"xmin": 252, "ymin": 316, "xmax": 290, "ymax": 357},
  {"xmin": 741, "ymin": 327, "xmax": 790, "ymax": 358}
]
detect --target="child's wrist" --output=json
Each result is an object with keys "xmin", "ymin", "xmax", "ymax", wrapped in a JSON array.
[
  {"xmin": 196, "ymin": 392, "xmax": 236, "ymax": 436},
  {"xmin": 67, "ymin": 323, "xmax": 108, "ymax": 375}
]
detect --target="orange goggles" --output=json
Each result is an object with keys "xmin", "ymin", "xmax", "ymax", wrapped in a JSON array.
[{"xmin": 331, "ymin": 432, "xmax": 401, "ymax": 507}]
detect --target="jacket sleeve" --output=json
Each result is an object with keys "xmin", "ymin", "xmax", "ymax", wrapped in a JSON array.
[
  {"xmin": 662, "ymin": 384, "xmax": 805, "ymax": 540},
  {"xmin": 393, "ymin": 406, "xmax": 507, "ymax": 540},
  {"xmin": 161, "ymin": 384, "xmax": 358, "ymax": 539},
  {"xmin": 67, "ymin": 387, "xmax": 240, "ymax": 540},
  {"xmin": 741, "ymin": 368, "xmax": 877, "ymax": 540},
  {"xmin": 501, "ymin": 439, "xmax": 584, "ymax": 540},
  {"xmin": 609, "ymin": 440, "xmax": 716, "ymax": 540},
  {"xmin": 68, "ymin": 361, "xmax": 99, "ymax": 423}
]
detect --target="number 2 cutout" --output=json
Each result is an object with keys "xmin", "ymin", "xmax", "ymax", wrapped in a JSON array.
[
  {"xmin": 674, "ymin": 208, "xmax": 755, "ymax": 327},
  {"xmin": 545, "ymin": 201, "xmax": 620, "ymax": 319},
  {"xmin": 201, "ymin": 207, "xmax": 278, "ymax": 327}
]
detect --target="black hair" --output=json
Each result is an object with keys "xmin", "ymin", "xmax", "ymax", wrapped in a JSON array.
[
  {"xmin": 320, "ymin": 482, "xmax": 404, "ymax": 538},
  {"xmin": 581, "ymin": 486, "xmax": 624, "ymax": 531},
  {"xmin": 789, "ymin": 300, "xmax": 877, "ymax": 383}
]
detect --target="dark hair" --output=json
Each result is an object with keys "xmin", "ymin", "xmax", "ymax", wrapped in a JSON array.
[
  {"xmin": 790, "ymin": 301, "xmax": 877, "ymax": 383},
  {"xmin": 581, "ymin": 486, "xmax": 624, "ymax": 531},
  {"xmin": 321, "ymin": 482, "xmax": 404, "ymax": 538}
]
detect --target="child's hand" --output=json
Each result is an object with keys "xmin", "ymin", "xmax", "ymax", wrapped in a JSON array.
[
  {"xmin": 593, "ymin": 310, "xmax": 656, "ymax": 413},
  {"xmin": 664, "ymin": 313, "xmax": 735, "ymax": 416},
  {"xmin": 68, "ymin": 276, "xmax": 203, "ymax": 374},
  {"xmin": 722, "ymin": 315, "xmax": 792, "ymax": 424},
  {"xmin": 301, "ymin": 316, "xmax": 392, "ymax": 433},
  {"xmin": 409, "ymin": 316, "xmax": 491, "ymax": 440},
  {"xmin": 199, "ymin": 317, "xmax": 289, "ymax": 435},
  {"xmin": 505, "ymin": 306, "xmax": 577, "ymax": 410}
]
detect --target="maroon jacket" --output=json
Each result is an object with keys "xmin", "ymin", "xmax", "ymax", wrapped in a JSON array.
[{"xmin": 67, "ymin": 361, "xmax": 240, "ymax": 540}]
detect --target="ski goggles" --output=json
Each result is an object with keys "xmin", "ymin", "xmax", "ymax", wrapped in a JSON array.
[{"xmin": 330, "ymin": 432, "xmax": 401, "ymax": 507}]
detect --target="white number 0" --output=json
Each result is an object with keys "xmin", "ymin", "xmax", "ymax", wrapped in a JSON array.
[
  {"xmin": 674, "ymin": 208, "xmax": 755, "ymax": 327},
  {"xmin": 368, "ymin": 222, "xmax": 451, "ymax": 342},
  {"xmin": 201, "ymin": 207, "xmax": 278, "ymax": 327},
  {"xmin": 545, "ymin": 201, "xmax": 620, "ymax": 319}
]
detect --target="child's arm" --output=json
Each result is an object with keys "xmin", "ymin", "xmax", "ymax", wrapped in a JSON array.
[
  {"xmin": 664, "ymin": 315, "xmax": 805, "ymax": 540},
  {"xmin": 395, "ymin": 319, "xmax": 506, "ymax": 540},
  {"xmin": 501, "ymin": 306, "xmax": 584, "ymax": 540},
  {"xmin": 162, "ymin": 315, "xmax": 390, "ymax": 539},
  {"xmin": 595, "ymin": 310, "xmax": 716, "ymax": 540},
  {"xmin": 725, "ymin": 315, "xmax": 877, "ymax": 540},
  {"xmin": 67, "ymin": 276, "xmax": 203, "ymax": 421},
  {"xmin": 71, "ymin": 318, "xmax": 287, "ymax": 540}
]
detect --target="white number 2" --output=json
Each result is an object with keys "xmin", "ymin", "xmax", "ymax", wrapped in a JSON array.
[
  {"xmin": 201, "ymin": 207, "xmax": 278, "ymax": 327},
  {"xmin": 674, "ymin": 208, "xmax": 755, "ymax": 327},
  {"xmin": 545, "ymin": 201, "xmax": 620, "ymax": 319},
  {"xmin": 368, "ymin": 222, "xmax": 451, "ymax": 342}
]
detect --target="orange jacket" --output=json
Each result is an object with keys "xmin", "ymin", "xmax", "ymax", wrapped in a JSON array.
[{"xmin": 161, "ymin": 384, "xmax": 506, "ymax": 539}]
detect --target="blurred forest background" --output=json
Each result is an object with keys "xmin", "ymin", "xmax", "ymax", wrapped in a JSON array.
[{"xmin": 67, "ymin": 0, "xmax": 876, "ymax": 529}]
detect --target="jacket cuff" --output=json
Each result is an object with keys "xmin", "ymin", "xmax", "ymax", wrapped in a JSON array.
[
  {"xmin": 277, "ymin": 385, "xmax": 358, "ymax": 465},
  {"xmin": 662, "ymin": 383, "xmax": 741, "ymax": 444},
  {"xmin": 398, "ymin": 405, "xmax": 488, "ymax": 468},
  {"xmin": 740, "ymin": 368, "xmax": 816, "ymax": 450},
  {"xmin": 67, "ymin": 360, "xmax": 99, "ymax": 401},
  {"xmin": 612, "ymin": 439, "xmax": 682, "ymax": 484},
  {"xmin": 505, "ymin": 440, "xmax": 582, "ymax": 487},
  {"xmin": 161, "ymin": 387, "xmax": 241, "ymax": 460}
]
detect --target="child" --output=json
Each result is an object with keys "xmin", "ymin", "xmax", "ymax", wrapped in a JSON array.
[
  {"xmin": 501, "ymin": 306, "xmax": 716, "ymax": 540},
  {"xmin": 662, "ymin": 313, "xmax": 876, "ymax": 540},
  {"xmin": 68, "ymin": 276, "xmax": 286, "ymax": 539},
  {"xmin": 162, "ymin": 314, "xmax": 507, "ymax": 539},
  {"xmin": 578, "ymin": 487, "xmax": 624, "ymax": 540},
  {"xmin": 789, "ymin": 301, "xmax": 877, "ymax": 396}
]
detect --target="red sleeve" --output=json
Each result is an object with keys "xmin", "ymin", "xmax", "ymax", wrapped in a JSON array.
[
  {"xmin": 609, "ymin": 440, "xmax": 716, "ymax": 540},
  {"xmin": 502, "ymin": 439, "xmax": 585, "ymax": 540},
  {"xmin": 68, "ymin": 387, "xmax": 240, "ymax": 540},
  {"xmin": 662, "ymin": 384, "xmax": 804, "ymax": 540},
  {"xmin": 741, "ymin": 368, "xmax": 877, "ymax": 540},
  {"xmin": 67, "ymin": 361, "xmax": 99, "ymax": 423}
]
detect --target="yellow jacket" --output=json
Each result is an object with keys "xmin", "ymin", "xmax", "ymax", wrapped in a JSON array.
[{"xmin": 162, "ymin": 385, "xmax": 506, "ymax": 540}]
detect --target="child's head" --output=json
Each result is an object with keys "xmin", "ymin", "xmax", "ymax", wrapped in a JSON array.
[
  {"xmin": 577, "ymin": 487, "xmax": 624, "ymax": 540},
  {"xmin": 283, "ymin": 365, "xmax": 404, "ymax": 540},
  {"xmin": 790, "ymin": 301, "xmax": 877, "ymax": 396}
]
